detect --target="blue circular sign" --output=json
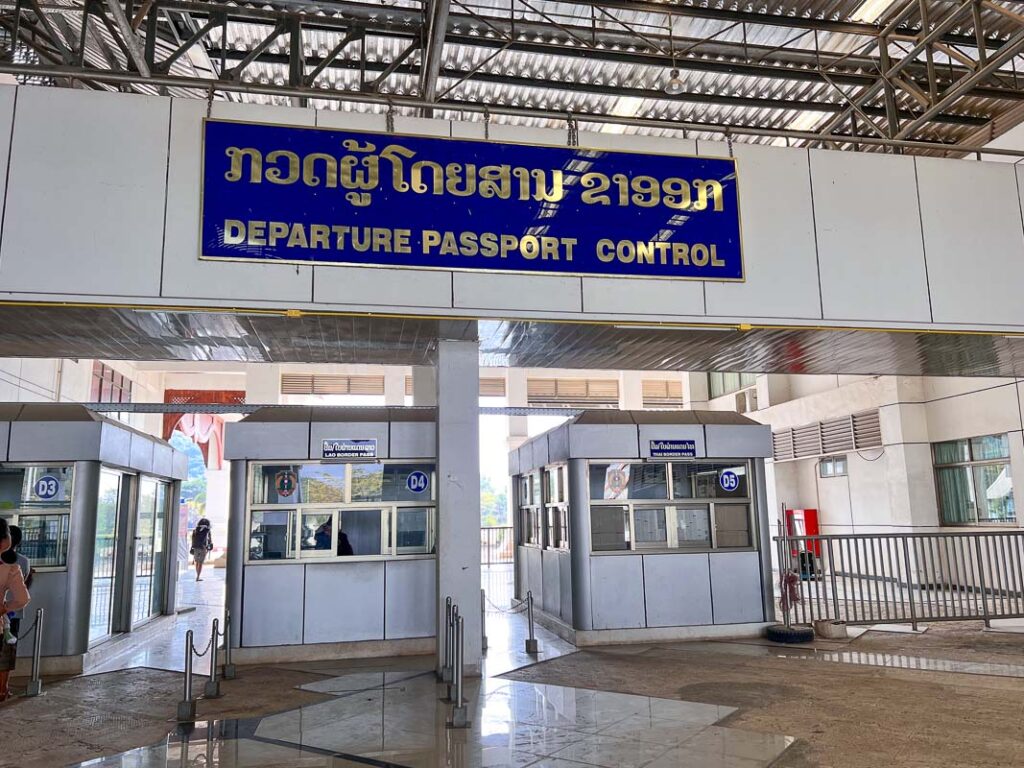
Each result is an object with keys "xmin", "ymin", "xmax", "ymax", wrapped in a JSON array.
[
  {"xmin": 406, "ymin": 470, "xmax": 429, "ymax": 494},
  {"xmin": 719, "ymin": 470, "xmax": 739, "ymax": 492},
  {"xmin": 34, "ymin": 475, "xmax": 60, "ymax": 500}
]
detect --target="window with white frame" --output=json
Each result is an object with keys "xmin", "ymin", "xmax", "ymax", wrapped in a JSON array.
[
  {"xmin": 588, "ymin": 461, "xmax": 754, "ymax": 553},
  {"xmin": 544, "ymin": 465, "xmax": 569, "ymax": 550},
  {"xmin": 934, "ymin": 434, "xmax": 1015, "ymax": 525},
  {"xmin": 819, "ymin": 455, "xmax": 848, "ymax": 478},
  {"xmin": 0, "ymin": 464, "xmax": 74, "ymax": 569},
  {"xmin": 247, "ymin": 461, "xmax": 436, "ymax": 562},
  {"xmin": 518, "ymin": 472, "xmax": 543, "ymax": 546}
]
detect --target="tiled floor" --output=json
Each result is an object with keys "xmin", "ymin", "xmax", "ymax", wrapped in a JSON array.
[
  {"xmin": 87, "ymin": 566, "xmax": 226, "ymax": 676},
  {"xmin": 75, "ymin": 672, "xmax": 793, "ymax": 768},
  {"xmin": 70, "ymin": 566, "xmax": 796, "ymax": 768}
]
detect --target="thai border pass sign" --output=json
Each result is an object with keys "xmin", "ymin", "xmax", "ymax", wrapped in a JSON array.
[
  {"xmin": 200, "ymin": 119, "xmax": 743, "ymax": 280},
  {"xmin": 650, "ymin": 439, "xmax": 697, "ymax": 458}
]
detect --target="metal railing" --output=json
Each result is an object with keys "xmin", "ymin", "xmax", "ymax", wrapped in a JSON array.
[
  {"xmin": 177, "ymin": 610, "xmax": 235, "ymax": 721},
  {"xmin": 481, "ymin": 526, "xmax": 514, "ymax": 566},
  {"xmin": 776, "ymin": 529, "xmax": 1024, "ymax": 631}
]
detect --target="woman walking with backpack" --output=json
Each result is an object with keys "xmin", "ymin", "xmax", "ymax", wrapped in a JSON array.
[{"xmin": 190, "ymin": 518, "xmax": 214, "ymax": 582}]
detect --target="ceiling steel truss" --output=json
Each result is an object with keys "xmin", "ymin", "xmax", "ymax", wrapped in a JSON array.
[{"xmin": 1, "ymin": 0, "xmax": 1024, "ymax": 152}]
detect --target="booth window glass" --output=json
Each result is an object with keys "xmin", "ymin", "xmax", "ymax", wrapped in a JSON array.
[
  {"xmin": 248, "ymin": 461, "xmax": 436, "ymax": 562},
  {"xmin": 588, "ymin": 460, "xmax": 754, "ymax": 553},
  {"xmin": 519, "ymin": 472, "xmax": 542, "ymax": 546},
  {"xmin": 0, "ymin": 464, "xmax": 74, "ymax": 569},
  {"xmin": 934, "ymin": 434, "xmax": 1015, "ymax": 525},
  {"xmin": 589, "ymin": 463, "xmax": 667, "ymax": 500},
  {"xmin": 543, "ymin": 466, "xmax": 569, "ymax": 550}
]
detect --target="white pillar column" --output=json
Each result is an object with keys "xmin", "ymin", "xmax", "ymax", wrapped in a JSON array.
[
  {"xmin": 682, "ymin": 372, "xmax": 709, "ymax": 410},
  {"xmin": 383, "ymin": 367, "xmax": 407, "ymax": 406},
  {"xmin": 244, "ymin": 363, "xmax": 281, "ymax": 404},
  {"xmin": 436, "ymin": 337, "xmax": 482, "ymax": 674},
  {"xmin": 412, "ymin": 366, "xmax": 437, "ymax": 406},
  {"xmin": 506, "ymin": 368, "xmax": 528, "ymax": 452},
  {"xmin": 619, "ymin": 371, "xmax": 645, "ymax": 410}
]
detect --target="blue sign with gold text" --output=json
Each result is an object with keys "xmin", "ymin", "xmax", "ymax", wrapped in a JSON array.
[{"xmin": 200, "ymin": 119, "xmax": 743, "ymax": 280}]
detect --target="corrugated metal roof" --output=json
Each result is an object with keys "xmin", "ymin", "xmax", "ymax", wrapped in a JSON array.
[{"xmin": 7, "ymin": 0, "xmax": 1024, "ymax": 150}]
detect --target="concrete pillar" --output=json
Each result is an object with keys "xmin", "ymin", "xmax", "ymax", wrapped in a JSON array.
[
  {"xmin": 383, "ymin": 367, "xmax": 407, "ymax": 406},
  {"xmin": 619, "ymin": 371, "xmax": 645, "ymax": 410},
  {"xmin": 64, "ymin": 461, "xmax": 101, "ymax": 656},
  {"xmin": 682, "ymin": 372, "xmax": 709, "ymax": 410},
  {"xmin": 412, "ymin": 366, "xmax": 437, "ymax": 406},
  {"xmin": 506, "ymin": 368, "xmax": 528, "ymax": 451},
  {"xmin": 435, "ymin": 337, "xmax": 482, "ymax": 674},
  {"xmin": 244, "ymin": 363, "xmax": 281, "ymax": 404}
]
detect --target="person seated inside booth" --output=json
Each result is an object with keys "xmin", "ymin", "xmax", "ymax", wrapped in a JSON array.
[{"xmin": 312, "ymin": 518, "xmax": 355, "ymax": 556}]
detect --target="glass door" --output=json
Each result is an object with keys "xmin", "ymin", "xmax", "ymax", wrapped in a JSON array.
[
  {"xmin": 150, "ymin": 482, "xmax": 169, "ymax": 618},
  {"xmin": 90, "ymin": 470, "xmax": 122, "ymax": 644},
  {"xmin": 132, "ymin": 479, "xmax": 157, "ymax": 626}
]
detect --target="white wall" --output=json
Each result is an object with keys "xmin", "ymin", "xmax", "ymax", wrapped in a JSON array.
[{"xmin": 3, "ymin": 85, "xmax": 1024, "ymax": 332}]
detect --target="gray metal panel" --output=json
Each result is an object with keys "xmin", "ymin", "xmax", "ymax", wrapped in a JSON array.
[
  {"xmin": 547, "ymin": 425, "xmax": 570, "ymax": 464},
  {"xmin": 226, "ymin": 460, "xmax": 246, "ymax": 649},
  {"xmin": 224, "ymin": 422, "xmax": 310, "ymax": 461},
  {"xmin": 172, "ymin": 451, "xmax": 189, "ymax": 481},
  {"xmin": 16, "ymin": 570, "xmax": 67, "ymax": 658},
  {"xmin": 129, "ymin": 434, "xmax": 155, "ymax": 474},
  {"xmin": 390, "ymin": 421, "xmax": 436, "ymax": 459},
  {"xmin": 567, "ymin": 459, "xmax": 592, "ymax": 629},
  {"xmin": 704, "ymin": 424, "xmax": 773, "ymax": 458},
  {"xmin": 558, "ymin": 550, "xmax": 573, "ymax": 624},
  {"xmin": 541, "ymin": 548, "xmax": 561, "ymax": 617},
  {"xmin": 643, "ymin": 554, "xmax": 713, "ymax": 627},
  {"xmin": 638, "ymin": 425, "xmax": 707, "ymax": 459},
  {"xmin": 516, "ymin": 546, "xmax": 529, "ymax": 601},
  {"xmin": 590, "ymin": 555, "xmax": 646, "ymax": 629},
  {"xmin": 526, "ymin": 546, "xmax": 543, "ymax": 605},
  {"xmin": 98, "ymin": 423, "xmax": 132, "ymax": 468},
  {"xmin": 9, "ymin": 422, "xmax": 102, "ymax": 462},
  {"xmin": 568, "ymin": 424, "xmax": 639, "ymax": 459},
  {"xmin": 532, "ymin": 436, "xmax": 550, "ymax": 470},
  {"xmin": 709, "ymin": 552, "xmax": 765, "ymax": 624},
  {"xmin": 310, "ymin": 422, "xmax": 389, "ymax": 460},
  {"xmin": 241, "ymin": 564, "xmax": 304, "ymax": 646},
  {"xmin": 0, "ymin": 422, "xmax": 9, "ymax": 460},
  {"xmin": 752, "ymin": 459, "xmax": 775, "ymax": 623},
  {"xmin": 304, "ymin": 562, "xmax": 385, "ymax": 643},
  {"xmin": 152, "ymin": 443, "xmax": 173, "ymax": 478},
  {"xmin": 508, "ymin": 448, "xmax": 520, "ymax": 477},
  {"xmin": 518, "ymin": 445, "xmax": 533, "ymax": 474},
  {"xmin": 385, "ymin": 558, "xmax": 437, "ymax": 639},
  {"xmin": 64, "ymin": 461, "xmax": 100, "ymax": 655}
]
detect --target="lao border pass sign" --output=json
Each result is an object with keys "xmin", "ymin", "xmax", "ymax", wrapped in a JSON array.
[{"xmin": 200, "ymin": 119, "xmax": 744, "ymax": 281}]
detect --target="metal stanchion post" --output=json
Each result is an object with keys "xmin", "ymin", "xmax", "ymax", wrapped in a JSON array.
[
  {"xmin": 204, "ymin": 618, "xmax": 222, "ymax": 699},
  {"xmin": 525, "ymin": 591, "xmax": 539, "ymax": 654},
  {"xmin": 441, "ymin": 597, "xmax": 453, "ymax": 683},
  {"xmin": 26, "ymin": 607, "xmax": 44, "ymax": 697},
  {"xmin": 444, "ymin": 606, "xmax": 458, "ymax": 702},
  {"xmin": 223, "ymin": 610, "xmax": 236, "ymax": 680},
  {"xmin": 447, "ymin": 613, "xmax": 470, "ymax": 728},
  {"xmin": 481, "ymin": 588, "xmax": 488, "ymax": 654},
  {"xmin": 177, "ymin": 630, "xmax": 197, "ymax": 722}
]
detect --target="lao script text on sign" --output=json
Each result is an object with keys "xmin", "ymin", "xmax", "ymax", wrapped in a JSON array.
[
  {"xmin": 200, "ymin": 120, "xmax": 743, "ymax": 281},
  {"xmin": 322, "ymin": 438, "xmax": 378, "ymax": 459},
  {"xmin": 649, "ymin": 439, "xmax": 697, "ymax": 458}
]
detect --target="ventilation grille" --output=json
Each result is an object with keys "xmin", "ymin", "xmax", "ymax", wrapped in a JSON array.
[
  {"xmin": 642, "ymin": 379, "xmax": 683, "ymax": 408},
  {"xmin": 281, "ymin": 374, "xmax": 385, "ymax": 396},
  {"xmin": 403, "ymin": 376, "xmax": 506, "ymax": 397},
  {"xmin": 772, "ymin": 409, "xmax": 883, "ymax": 461},
  {"xmin": 527, "ymin": 378, "xmax": 619, "ymax": 407}
]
